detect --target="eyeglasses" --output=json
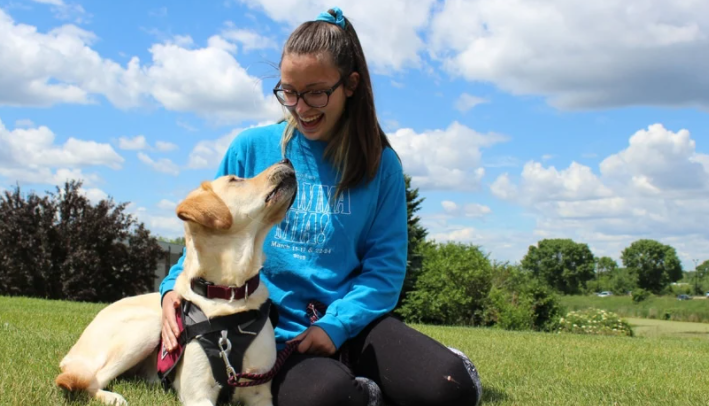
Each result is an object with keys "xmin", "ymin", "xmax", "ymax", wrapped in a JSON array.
[{"xmin": 273, "ymin": 78, "xmax": 343, "ymax": 108}]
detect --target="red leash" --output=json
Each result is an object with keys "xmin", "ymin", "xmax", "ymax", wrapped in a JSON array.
[{"xmin": 226, "ymin": 301, "xmax": 329, "ymax": 387}]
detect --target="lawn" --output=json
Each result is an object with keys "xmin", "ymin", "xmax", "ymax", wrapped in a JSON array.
[
  {"xmin": 560, "ymin": 294, "xmax": 709, "ymax": 323},
  {"xmin": 626, "ymin": 317, "xmax": 709, "ymax": 339},
  {"xmin": 1, "ymin": 295, "xmax": 709, "ymax": 406}
]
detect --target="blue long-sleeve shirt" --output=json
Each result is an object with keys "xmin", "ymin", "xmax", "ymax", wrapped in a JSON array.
[{"xmin": 160, "ymin": 121, "xmax": 408, "ymax": 350}]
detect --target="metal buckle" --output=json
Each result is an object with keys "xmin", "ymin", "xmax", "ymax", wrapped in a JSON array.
[{"xmin": 218, "ymin": 330, "xmax": 238, "ymax": 381}]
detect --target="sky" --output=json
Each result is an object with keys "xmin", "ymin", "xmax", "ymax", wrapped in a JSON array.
[{"xmin": 0, "ymin": 0, "xmax": 707, "ymax": 270}]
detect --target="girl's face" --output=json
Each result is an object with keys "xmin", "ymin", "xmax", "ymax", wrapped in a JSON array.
[{"xmin": 279, "ymin": 53, "xmax": 355, "ymax": 142}]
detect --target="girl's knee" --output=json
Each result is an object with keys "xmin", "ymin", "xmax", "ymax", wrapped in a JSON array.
[
  {"xmin": 273, "ymin": 356, "xmax": 369, "ymax": 406},
  {"xmin": 428, "ymin": 350, "xmax": 481, "ymax": 406}
]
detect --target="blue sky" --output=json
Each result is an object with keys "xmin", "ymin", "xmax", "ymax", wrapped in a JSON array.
[{"xmin": 1, "ymin": 0, "xmax": 707, "ymax": 270}]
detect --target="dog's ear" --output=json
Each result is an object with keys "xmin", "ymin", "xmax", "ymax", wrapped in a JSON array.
[{"xmin": 176, "ymin": 183, "xmax": 233, "ymax": 230}]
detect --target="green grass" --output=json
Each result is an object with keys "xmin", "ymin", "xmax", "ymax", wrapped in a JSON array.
[
  {"xmin": 2, "ymin": 295, "xmax": 709, "ymax": 406},
  {"xmin": 626, "ymin": 317, "xmax": 709, "ymax": 339},
  {"xmin": 560, "ymin": 295, "xmax": 709, "ymax": 323},
  {"xmin": 0, "ymin": 296, "xmax": 181, "ymax": 406}
]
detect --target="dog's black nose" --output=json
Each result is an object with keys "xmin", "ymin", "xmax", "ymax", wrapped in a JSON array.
[{"xmin": 280, "ymin": 157, "xmax": 293, "ymax": 168}]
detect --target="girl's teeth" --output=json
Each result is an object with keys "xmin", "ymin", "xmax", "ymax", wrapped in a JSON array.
[{"xmin": 301, "ymin": 115, "xmax": 321, "ymax": 123}]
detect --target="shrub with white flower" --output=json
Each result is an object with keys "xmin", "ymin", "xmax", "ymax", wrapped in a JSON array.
[{"xmin": 557, "ymin": 308, "xmax": 633, "ymax": 337}]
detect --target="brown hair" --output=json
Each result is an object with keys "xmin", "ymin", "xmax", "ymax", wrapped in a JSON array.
[{"xmin": 279, "ymin": 9, "xmax": 393, "ymax": 196}]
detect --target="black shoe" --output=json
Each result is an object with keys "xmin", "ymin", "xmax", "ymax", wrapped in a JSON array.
[
  {"xmin": 355, "ymin": 377, "xmax": 384, "ymax": 406},
  {"xmin": 448, "ymin": 347, "xmax": 483, "ymax": 406}
]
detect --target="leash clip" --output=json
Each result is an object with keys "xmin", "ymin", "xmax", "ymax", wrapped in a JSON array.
[{"xmin": 218, "ymin": 330, "xmax": 238, "ymax": 381}]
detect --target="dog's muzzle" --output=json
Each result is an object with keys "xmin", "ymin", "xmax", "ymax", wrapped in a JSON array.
[{"xmin": 266, "ymin": 159, "xmax": 297, "ymax": 208}]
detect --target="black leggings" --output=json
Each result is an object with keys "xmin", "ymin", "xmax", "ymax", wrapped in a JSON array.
[{"xmin": 271, "ymin": 315, "xmax": 478, "ymax": 406}]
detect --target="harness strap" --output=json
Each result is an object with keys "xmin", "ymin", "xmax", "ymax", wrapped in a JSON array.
[
  {"xmin": 184, "ymin": 306, "xmax": 263, "ymax": 339},
  {"xmin": 226, "ymin": 300, "xmax": 354, "ymax": 388},
  {"xmin": 157, "ymin": 298, "xmax": 275, "ymax": 398},
  {"xmin": 195, "ymin": 300, "xmax": 272, "ymax": 403}
]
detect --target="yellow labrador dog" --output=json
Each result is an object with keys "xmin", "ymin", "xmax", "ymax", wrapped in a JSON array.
[{"xmin": 55, "ymin": 159, "xmax": 297, "ymax": 406}]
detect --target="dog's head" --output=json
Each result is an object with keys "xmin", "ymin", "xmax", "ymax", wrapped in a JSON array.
[{"xmin": 176, "ymin": 159, "xmax": 297, "ymax": 236}]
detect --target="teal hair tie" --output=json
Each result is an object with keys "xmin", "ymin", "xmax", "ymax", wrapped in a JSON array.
[{"xmin": 315, "ymin": 7, "xmax": 346, "ymax": 29}]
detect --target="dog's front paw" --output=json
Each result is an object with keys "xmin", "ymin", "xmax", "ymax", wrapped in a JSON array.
[{"xmin": 95, "ymin": 390, "xmax": 128, "ymax": 406}]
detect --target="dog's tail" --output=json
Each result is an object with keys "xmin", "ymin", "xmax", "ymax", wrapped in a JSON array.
[{"xmin": 55, "ymin": 358, "xmax": 99, "ymax": 393}]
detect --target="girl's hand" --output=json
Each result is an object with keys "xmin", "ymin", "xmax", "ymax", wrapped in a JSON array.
[
  {"xmin": 161, "ymin": 290, "xmax": 182, "ymax": 352},
  {"xmin": 288, "ymin": 326, "xmax": 336, "ymax": 356}
]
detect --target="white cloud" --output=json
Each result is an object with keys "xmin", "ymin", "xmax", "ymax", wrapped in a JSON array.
[
  {"xmin": 186, "ymin": 121, "xmax": 272, "ymax": 169},
  {"xmin": 388, "ymin": 121, "xmax": 507, "ymax": 191},
  {"xmin": 492, "ymin": 161, "xmax": 614, "ymax": 203},
  {"xmin": 0, "ymin": 10, "xmax": 144, "ymax": 107},
  {"xmin": 171, "ymin": 34, "xmax": 195, "ymax": 48},
  {"xmin": 31, "ymin": 0, "xmax": 64, "ymax": 5},
  {"xmin": 427, "ymin": 225, "xmax": 532, "ymax": 265},
  {"xmin": 30, "ymin": 0, "xmax": 88, "ymax": 23},
  {"xmin": 53, "ymin": 168, "xmax": 100, "ymax": 186},
  {"xmin": 80, "ymin": 187, "xmax": 108, "ymax": 204},
  {"xmin": 155, "ymin": 141, "xmax": 178, "ymax": 152},
  {"xmin": 488, "ymin": 123, "xmax": 709, "ymax": 266},
  {"xmin": 0, "ymin": 166, "xmax": 101, "ymax": 188},
  {"xmin": 119, "ymin": 135, "xmax": 149, "ymax": 150},
  {"xmin": 187, "ymin": 128, "xmax": 241, "ymax": 170},
  {"xmin": 157, "ymin": 199, "xmax": 177, "ymax": 210},
  {"xmin": 0, "ymin": 10, "xmax": 282, "ymax": 125},
  {"xmin": 490, "ymin": 173, "xmax": 517, "ymax": 200},
  {"xmin": 0, "ymin": 119, "xmax": 124, "ymax": 174},
  {"xmin": 221, "ymin": 26, "xmax": 278, "ymax": 52},
  {"xmin": 177, "ymin": 120, "xmax": 198, "ymax": 132},
  {"xmin": 14, "ymin": 119, "xmax": 35, "ymax": 128},
  {"xmin": 118, "ymin": 136, "xmax": 178, "ymax": 152},
  {"xmin": 483, "ymin": 155, "xmax": 520, "ymax": 168},
  {"xmin": 128, "ymin": 205, "xmax": 184, "ymax": 238},
  {"xmin": 429, "ymin": 0, "xmax": 709, "ymax": 110},
  {"xmin": 599, "ymin": 124, "xmax": 709, "ymax": 193},
  {"xmin": 441, "ymin": 200, "xmax": 458, "ymax": 213},
  {"xmin": 138, "ymin": 152, "xmax": 180, "ymax": 176},
  {"xmin": 237, "ymin": 0, "xmax": 436, "ymax": 73},
  {"xmin": 454, "ymin": 93, "xmax": 488, "ymax": 112},
  {"xmin": 144, "ymin": 37, "xmax": 283, "ymax": 124},
  {"xmin": 146, "ymin": 215, "xmax": 184, "ymax": 237},
  {"xmin": 149, "ymin": 7, "xmax": 168, "ymax": 18},
  {"xmin": 0, "ymin": 119, "xmax": 120, "ymax": 188},
  {"xmin": 441, "ymin": 200, "xmax": 492, "ymax": 218}
]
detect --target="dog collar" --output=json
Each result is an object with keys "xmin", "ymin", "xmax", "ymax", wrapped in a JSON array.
[{"xmin": 190, "ymin": 273, "xmax": 260, "ymax": 301}]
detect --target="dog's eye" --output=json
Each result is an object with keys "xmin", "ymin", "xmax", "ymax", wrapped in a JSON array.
[{"xmin": 229, "ymin": 176, "xmax": 242, "ymax": 183}]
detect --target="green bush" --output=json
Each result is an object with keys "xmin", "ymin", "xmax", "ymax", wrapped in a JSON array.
[
  {"xmin": 482, "ymin": 263, "xmax": 564, "ymax": 332},
  {"xmin": 558, "ymin": 308, "xmax": 633, "ymax": 337},
  {"xmin": 483, "ymin": 287, "xmax": 534, "ymax": 331},
  {"xmin": 397, "ymin": 242, "xmax": 492, "ymax": 325},
  {"xmin": 631, "ymin": 288, "xmax": 650, "ymax": 303}
]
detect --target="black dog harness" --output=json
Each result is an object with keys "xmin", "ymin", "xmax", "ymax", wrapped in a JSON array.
[{"xmin": 157, "ymin": 297, "xmax": 277, "ymax": 404}]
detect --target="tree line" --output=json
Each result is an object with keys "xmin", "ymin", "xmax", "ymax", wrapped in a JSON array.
[
  {"xmin": 0, "ymin": 181, "xmax": 163, "ymax": 302},
  {"xmin": 2, "ymin": 175, "xmax": 705, "ymax": 332},
  {"xmin": 395, "ymin": 175, "xmax": 707, "ymax": 329}
]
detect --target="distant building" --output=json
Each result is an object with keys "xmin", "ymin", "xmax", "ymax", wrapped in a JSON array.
[{"xmin": 155, "ymin": 241, "xmax": 185, "ymax": 291}]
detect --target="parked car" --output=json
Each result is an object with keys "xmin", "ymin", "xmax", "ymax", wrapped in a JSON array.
[
  {"xmin": 677, "ymin": 294, "xmax": 693, "ymax": 301},
  {"xmin": 705, "ymin": 291, "xmax": 709, "ymax": 298},
  {"xmin": 597, "ymin": 291, "xmax": 612, "ymax": 297}
]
